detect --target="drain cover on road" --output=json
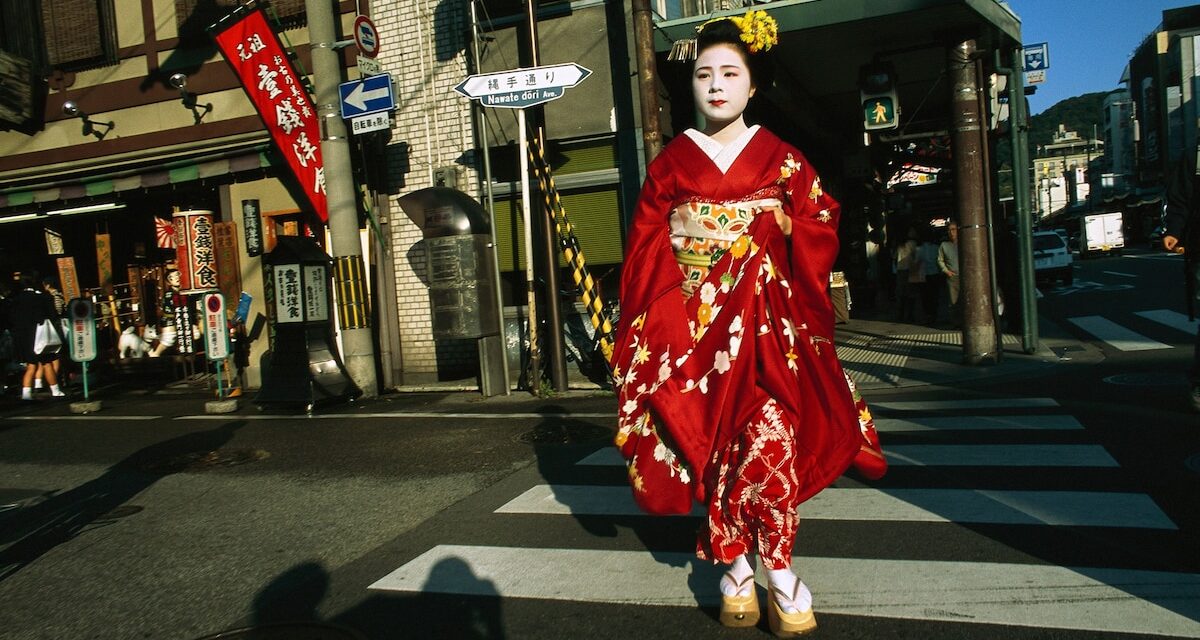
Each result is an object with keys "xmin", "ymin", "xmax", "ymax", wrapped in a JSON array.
[
  {"xmin": 1102, "ymin": 373, "xmax": 1187, "ymax": 387},
  {"xmin": 138, "ymin": 448, "xmax": 270, "ymax": 474},
  {"xmin": 517, "ymin": 422, "xmax": 613, "ymax": 445},
  {"xmin": 192, "ymin": 622, "xmax": 364, "ymax": 640}
]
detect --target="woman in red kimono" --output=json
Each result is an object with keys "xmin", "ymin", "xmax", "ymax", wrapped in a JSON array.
[{"xmin": 611, "ymin": 12, "xmax": 885, "ymax": 637}]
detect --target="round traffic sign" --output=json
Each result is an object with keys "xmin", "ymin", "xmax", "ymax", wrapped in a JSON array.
[{"xmin": 354, "ymin": 15, "xmax": 381, "ymax": 59}]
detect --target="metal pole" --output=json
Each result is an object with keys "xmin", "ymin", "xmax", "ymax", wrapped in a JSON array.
[
  {"xmin": 470, "ymin": 0, "xmax": 510, "ymax": 394},
  {"xmin": 519, "ymin": 109, "xmax": 540, "ymax": 386},
  {"xmin": 998, "ymin": 48, "xmax": 1039, "ymax": 354},
  {"xmin": 524, "ymin": 0, "xmax": 568, "ymax": 393},
  {"xmin": 974, "ymin": 56, "xmax": 1003, "ymax": 359},
  {"xmin": 305, "ymin": 0, "xmax": 379, "ymax": 396},
  {"xmin": 631, "ymin": 0, "xmax": 663, "ymax": 163},
  {"xmin": 950, "ymin": 39, "xmax": 998, "ymax": 364}
]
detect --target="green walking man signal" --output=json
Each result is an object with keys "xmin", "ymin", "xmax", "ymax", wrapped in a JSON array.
[{"xmin": 860, "ymin": 61, "xmax": 899, "ymax": 131}]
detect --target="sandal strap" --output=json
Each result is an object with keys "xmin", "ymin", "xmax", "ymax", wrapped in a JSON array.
[
  {"xmin": 769, "ymin": 577, "xmax": 802, "ymax": 608},
  {"xmin": 722, "ymin": 571, "xmax": 755, "ymax": 593}
]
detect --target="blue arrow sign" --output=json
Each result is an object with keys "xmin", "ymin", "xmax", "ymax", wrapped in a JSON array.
[
  {"xmin": 339, "ymin": 73, "xmax": 395, "ymax": 119},
  {"xmin": 1022, "ymin": 42, "xmax": 1049, "ymax": 72}
]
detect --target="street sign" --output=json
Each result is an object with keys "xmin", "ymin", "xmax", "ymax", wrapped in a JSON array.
[
  {"xmin": 357, "ymin": 55, "xmax": 381, "ymax": 77},
  {"xmin": 1022, "ymin": 42, "xmax": 1049, "ymax": 72},
  {"xmin": 454, "ymin": 63, "xmax": 592, "ymax": 109},
  {"xmin": 204, "ymin": 292, "xmax": 230, "ymax": 361},
  {"xmin": 1025, "ymin": 69, "xmax": 1046, "ymax": 85},
  {"xmin": 351, "ymin": 112, "xmax": 389, "ymax": 135},
  {"xmin": 353, "ymin": 15, "xmax": 380, "ymax": 58},
  {"xmin": 68, "ymin": 298, "xmax": 96, "ymax": 363},
  {"xmin": 339, "ymin": 73, "xmax": 395, "ymax": 119}
]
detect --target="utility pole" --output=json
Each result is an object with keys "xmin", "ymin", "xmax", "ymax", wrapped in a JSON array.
[
  {"xmin": 305, "ymin": 0, "xmax": 378, "ymax": 397},
  {"xmin": 950, "ymin": 39, "xmax": 998, "ymax": 365},
  {"xmin": 631, "ymin": 0, "xmax": 663, "ymax": 163},
  {"xmin": 524, "ymin": 0, "xmax": 569, "ymax": 393}
]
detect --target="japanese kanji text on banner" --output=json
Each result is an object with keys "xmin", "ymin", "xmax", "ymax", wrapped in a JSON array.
[{"xmin": 211, "ymin": 8, "xmax": 328, "ymax": 222}]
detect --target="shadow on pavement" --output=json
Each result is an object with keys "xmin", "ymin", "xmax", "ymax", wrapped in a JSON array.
[{"xmin": 0, "ymin": 419, "xmax": 246, "ymax": 583}]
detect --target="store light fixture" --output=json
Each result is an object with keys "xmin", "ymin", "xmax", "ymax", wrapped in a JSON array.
[
  {"xmin": 62, "ymin": 100, "xmax": 114, "ymax": 140},
  {"xmin": 42, "ymin": 202, "xmax": 127, "ymax": 216},
  {"xmin": 169, "ymin": 73, "xmax": 213, "ymax": 124}
]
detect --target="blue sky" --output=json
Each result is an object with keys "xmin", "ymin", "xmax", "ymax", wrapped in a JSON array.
[{"xmin": 1005, "ymin": 0, "xmax": 1198, "ymax": 114}]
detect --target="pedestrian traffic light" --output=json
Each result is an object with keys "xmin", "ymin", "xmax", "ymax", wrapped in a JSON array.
[{"xmin": 860, "ymin": 62, "xmax": 899, "ymax": 131}]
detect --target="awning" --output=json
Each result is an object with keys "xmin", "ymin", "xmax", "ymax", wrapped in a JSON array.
[{"xmin": 0, "ymin": 144, "xmax": 275, "ymax": 211}]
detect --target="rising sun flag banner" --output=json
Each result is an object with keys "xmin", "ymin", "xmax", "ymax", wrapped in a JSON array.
[
  {"xmin": 210, "ymin": 7, "xmax": 328, "ymax": 222},
  {"xmin": 155, "ymin": 216, "xmax": 177, "ymax": 249}
]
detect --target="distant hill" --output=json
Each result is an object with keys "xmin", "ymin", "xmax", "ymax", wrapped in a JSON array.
[
  {"xmin": 1028, "ymin": 92, "xmax": 1108, "ymax": 156},
  {"xmin": 993, "ymin": 91, "xmax": 1108, "ymax": 199}
]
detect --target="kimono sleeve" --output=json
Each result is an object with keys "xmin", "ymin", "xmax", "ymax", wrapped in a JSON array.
[
  {"xmin": 783, "ymin": 152, "xmax": 841, "ymax": 338},
  {"xmin": 612, "ymin": 151, "xmax": 689, "ymax": 371}
]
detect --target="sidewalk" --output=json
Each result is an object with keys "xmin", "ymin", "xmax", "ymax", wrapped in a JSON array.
[
  {"xmin": 0, "ymin": 314, "xmax": 1100, "ymax": 416},
  {"xmin": 389, "ymin": 312, "xmax": 1101, "ymax": 396}
]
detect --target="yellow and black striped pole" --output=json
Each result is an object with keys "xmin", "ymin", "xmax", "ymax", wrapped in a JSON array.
[{"xmin": 527, "ymin": 138, "xmax": 616, "ymax": 366}]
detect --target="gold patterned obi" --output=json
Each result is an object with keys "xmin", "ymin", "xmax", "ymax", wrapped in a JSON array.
[{"xmin": 670, "ymin": 197, "xmax": 782, "ymax": 288}]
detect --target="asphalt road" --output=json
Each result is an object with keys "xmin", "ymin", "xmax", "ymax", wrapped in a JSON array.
[{"xmin": 0, "ymin": 249, "xmax": 1198, "ymax": 639}]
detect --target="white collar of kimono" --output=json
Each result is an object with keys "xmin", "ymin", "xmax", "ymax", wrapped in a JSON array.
[{"xmin": 683, "ymin": 125, "xmax": 761, "ymax": 174}]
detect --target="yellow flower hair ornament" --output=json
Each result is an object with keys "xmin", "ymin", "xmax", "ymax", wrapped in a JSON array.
[{"xmin": 667, "ymin": 10, "xmax": 779, "ymax": 61}]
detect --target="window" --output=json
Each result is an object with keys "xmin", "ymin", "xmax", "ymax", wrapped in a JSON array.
[
  {"xmin": 42, "ymin": 0, "xmax": 119, "ymax": 70},
  {"xmin": 176, "ymin": 0, "xmax": 306, "ymax": 38},
  {"xmin": 0, "ymin": 0, "xmax": 44, "ymax": 67}
]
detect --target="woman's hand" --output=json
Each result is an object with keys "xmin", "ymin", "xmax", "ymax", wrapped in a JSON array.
[{"xmin": 765, "ymin": 204, "xmax": 791, "ymax": 236}]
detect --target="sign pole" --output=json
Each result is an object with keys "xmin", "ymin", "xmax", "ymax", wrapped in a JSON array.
[
  {"xmin": 82, "ymin": 361, "xmax": 89, "ymax": 401},
  {"xmin": 518, "ymin": 109, "xmax": 540, "ymax": 385}
]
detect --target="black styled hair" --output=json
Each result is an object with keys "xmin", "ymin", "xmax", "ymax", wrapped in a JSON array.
[{"xmin": 694, "ymin": 18, "xmax": 773, "ymax": 89}]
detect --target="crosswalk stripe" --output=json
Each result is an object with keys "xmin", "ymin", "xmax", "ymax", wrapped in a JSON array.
[
  {"xmin": 369, "ymin": 545, "xmax": 1200, "ymax": 637},
  {"xmin": 1067, "ymin": 316, "xmax": 1172, "ymax": 351},
  {"xmin": 175, "ymin": 411, "xmax": 616, "ymax": 420},
  {"xmin": 576, "ymin": 444, "xmax": 1118, "ymax": 468},
  {"xmin": 870, "ymin": 398, "xmax": 1059, "ymax": 411},
  {"xmin": 1135, "ymin": 309, "xmax": 1200, "ymax": 336},
  {"xmin": 885, "ymin": 444, "xmax": 1118, "ymax": 467},
  {"xmin": 875, "ymin": 414, "xmax": 1082, "ymax": 431},
  {"xmin": 495, "ymin": 485, "xmax": 1176, "ymax": 529}
]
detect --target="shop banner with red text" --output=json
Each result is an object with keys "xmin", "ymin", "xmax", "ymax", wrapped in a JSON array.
[
  {"xmin": 174, "ymin": 209, "xmax": 218, "ymax": 294},
  {"xmin": 211, "ymin": 8, "xmax": 328, "ymax": 222}
]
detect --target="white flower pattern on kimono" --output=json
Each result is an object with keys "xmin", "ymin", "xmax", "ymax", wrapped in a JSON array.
[
  {"xmin": 714, "ymin": 350, "xmax": 732, "ymax": 374},
  {"xmin": 699, "ymin": 281, "xmax": 718, "ymax": 305}
]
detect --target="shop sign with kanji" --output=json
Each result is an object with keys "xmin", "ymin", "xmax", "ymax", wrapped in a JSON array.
[
  {"xmin": 274, "ymin": 265, "xmax": 303, "ymax": 324},
  {"xmin": 212, "ymin": 8, "xmax": 328, "ymax": 222}
]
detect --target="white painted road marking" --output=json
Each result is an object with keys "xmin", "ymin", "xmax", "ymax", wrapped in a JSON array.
[
  {"xmin": 496, "ymin": 485, "xmax": 1176, "ymax": 529},
  {"xmin": 869, "ymin": 398, "xmax": 1059, "ymax": 411},
  {"xmin": 1103, "ymin": 271, "xmax": 1137, "ymax": 278},
  {"xmin": 1067, "ymin": 316, "xmax": 1172, "ymax": 351},
  {"xmin": 576, "ymin": 444, "xmax": 1118, "ymax": 468},
  {"xmin": 175, "ymin": 411, "xmax": 616, "ymax": 420},
  {"xmin": 875, "ymin": 414, "xmax": 1082, "ymax": 431},
  {"xmin": 370, "ymin": 545, "xmax": 1200, "ymax": 637},
  {"xmin": 1135, "ymin": 309, "xmax": 1200, "ymax": 336}
]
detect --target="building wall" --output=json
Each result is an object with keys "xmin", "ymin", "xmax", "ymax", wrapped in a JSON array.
[{"xmin": 375, "ymin": 0, "xmax": 478, "ymax": 383}]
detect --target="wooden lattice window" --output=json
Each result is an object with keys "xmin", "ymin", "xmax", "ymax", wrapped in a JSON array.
[
  {"xmin": 175, "ymin": 0, "xmax": 306, "ymax": 37},
  {"xmin": 42, "ymin": 0, "xmax": 118, "ymax": 70}
]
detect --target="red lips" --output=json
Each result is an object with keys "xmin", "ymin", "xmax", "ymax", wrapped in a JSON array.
[{"xmin": 709, "ymin": 100, "xmax": 727, "ymax": 107}]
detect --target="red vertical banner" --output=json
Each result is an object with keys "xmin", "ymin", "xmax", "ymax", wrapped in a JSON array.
[
  {"xmin": 211, "ymin": 8, "xmax": 328, "ymax": 222},
  {"xmin": 95, "ymin": 233, "xmax": 113, "ymax": 293},
  {"xmin": 173, "ymin": 209, "xmax": 218, "ymax": 293},
  {"xmin": 213, "ymin": 221, "xmax": 242, "ymax": 304},
  {"xmin": 57, "ymin": 257, "xmax": 80, "ymax": 301}
]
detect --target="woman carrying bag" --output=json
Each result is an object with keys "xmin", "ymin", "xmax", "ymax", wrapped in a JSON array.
[{"xmin": 9, "ymin": 273, "xmax": 66, "ymax": 400}]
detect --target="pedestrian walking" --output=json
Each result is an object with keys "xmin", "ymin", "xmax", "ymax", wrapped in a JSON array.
[
  {"xmin": 8, "ymin": 273, "xmax": 65, "ymax": 400},
  {"xmin": 611, "ymin": 11, "xmax": 885, "ymax": 636},
  {"xmin": 938, "ymin": 220, "xmax": 960, "ymax": 327},
  {"xmin": 1163, "ymin": 147, "xmax": 1200, "ymax": 410}
]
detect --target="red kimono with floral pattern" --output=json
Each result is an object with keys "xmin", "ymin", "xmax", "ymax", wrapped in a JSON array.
[{"xmin": 612, "ymin": 127, "xmax": 884, "ymax": 567}]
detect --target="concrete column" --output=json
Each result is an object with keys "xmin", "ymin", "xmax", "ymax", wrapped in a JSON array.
[
  {"xmin": 306, "ymin": 0, "xmax": 379, "ymax": 396},
  {"xmin": 949, "ymin": 39, "xmax": 998, "ymax": 364}
]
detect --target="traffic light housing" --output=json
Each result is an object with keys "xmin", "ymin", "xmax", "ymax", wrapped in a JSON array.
[{"xmin": 860, "ymin": 62, "xmax": 899, "ymax": 131}]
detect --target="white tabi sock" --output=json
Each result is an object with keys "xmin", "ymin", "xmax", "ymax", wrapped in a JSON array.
[
  {"xmin": 720, "ymin": 554, "xmax": 755, "ymax": 596},
  {"xmin": 767, "ymin": 568, "xmax": 813, "ymax": 614}
]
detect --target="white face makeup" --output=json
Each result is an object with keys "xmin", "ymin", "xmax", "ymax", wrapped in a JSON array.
[{"xmin": 692, "ymin": 44, "xmax": 755, "ymax": 130}]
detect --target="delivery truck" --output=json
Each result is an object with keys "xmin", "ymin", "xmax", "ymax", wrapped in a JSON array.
[{"xmin": 1081, "ymin": 211, "xmax": 1124, "ymax": 257}]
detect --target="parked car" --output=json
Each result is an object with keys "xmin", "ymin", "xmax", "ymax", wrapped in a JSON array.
[{"xmin": 1033, "ymin": 230, "xmax": 1073, "ymax": 286}]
